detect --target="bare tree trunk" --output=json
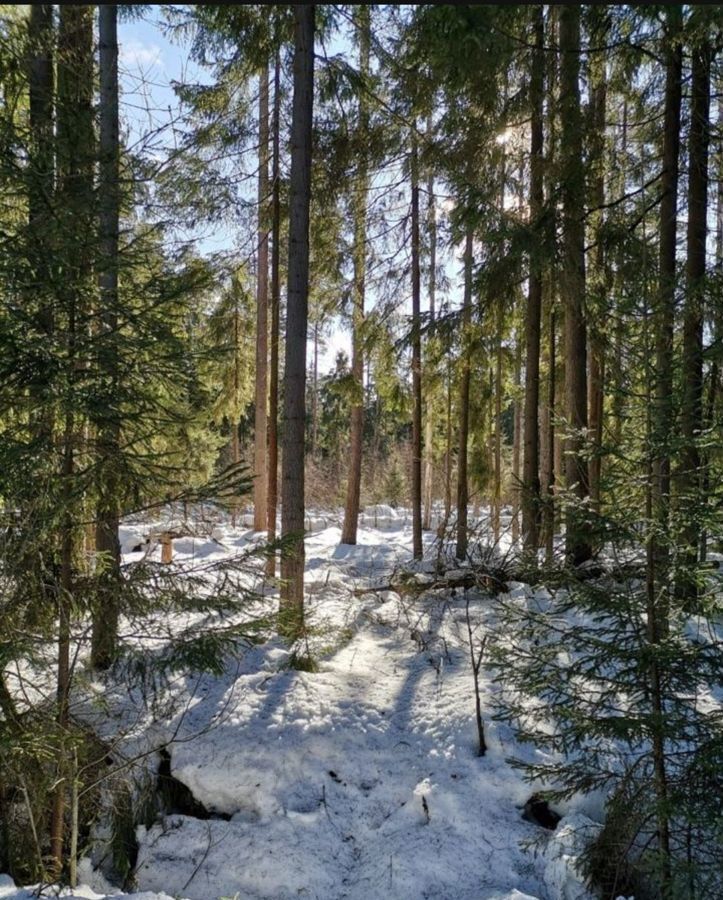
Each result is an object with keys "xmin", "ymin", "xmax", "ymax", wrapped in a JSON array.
[
  {"xmin": 410, "ymin": 132, "xmax": 423, "ymax": 560},
  {"xmin": 266, "ymin": 45, "xmax": 282, "ymax": 576},
  {"xmin": 493, "ymin": 298, "xmax": 503, "ymax": 544},
  {"xmin": 341, "ymin": 7, "xmax": 370, "ymax": 546},
  {"xmin": 27, "ymin": 5, "xmax": 55, "ymax": 445},
  {"xmin": 91, "ymin": 4, "xmax": 121, "ymax": 670},
  {"xmin": 254, "ymin": 64, "xmax": 270, "ymax": 531},
  {"xmin": 423, "ymin": 118, "xmax": 437, "ymax": 531},
  {"xmin": 511, "ymin": 333, "xmax": 522, "ymax": 543},
  {"xmin": 678, "ymin": 32, "xmax": 711, "ymax": 601},
  {"xmin": 559, "ymin": 6, "xmax": 590, "ymax": 565},
  {"xmin": 455, "ymin": 227, "xmax": 473, "ymax": 560},
  {"xmin": 50, "ymin": 5, "xmax": 94, "ymax": 876},
  {"xmin": 521, "ymin": 3, "xmax": 544, "ymax": 554},
  {"xmin": 652, "ymin": 7, "xmax": 683, "ymax": 621},
  {"xmin": 280, "ymin": 5, "xmax": 314, "ymax": 638},
  {"xmin": 541, "ymin": 306, "xmax": 556, "ymax": 562},
  {"xmin": 311, "ymin": 320, "xmax": 319, "ymax": 458},
  {"xmin": 587, "ymin": 17, "xmax": 607, "ymax": 515}
]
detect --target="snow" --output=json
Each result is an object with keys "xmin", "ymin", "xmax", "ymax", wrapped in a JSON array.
[{"xmin": 2, "ymin": 515, "xmax": 602, "ymax": 900}]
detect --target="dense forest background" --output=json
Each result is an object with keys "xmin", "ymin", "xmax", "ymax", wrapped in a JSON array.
[{"xmin": 0, "ymin": 5, "xmax": 721, "ymax": 900}]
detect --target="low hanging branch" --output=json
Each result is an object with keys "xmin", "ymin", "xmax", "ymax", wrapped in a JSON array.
[{"xmin": 466, "ymin": 596, "xmax": 488, "ymax": 757}]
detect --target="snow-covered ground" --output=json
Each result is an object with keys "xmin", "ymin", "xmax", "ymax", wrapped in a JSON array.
[{"xmin": 2, "ymin": 511, "xmax": 602, "ymax": 900}]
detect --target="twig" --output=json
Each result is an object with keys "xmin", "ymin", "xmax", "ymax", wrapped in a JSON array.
[{"xmin": 466, "ymin": 595, "xmax": 488, "ymax": 757}]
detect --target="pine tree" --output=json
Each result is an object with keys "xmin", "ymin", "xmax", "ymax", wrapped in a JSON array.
[{"xmin": 280, "ymin": 5, "xmax": 314, "ymax": 639}]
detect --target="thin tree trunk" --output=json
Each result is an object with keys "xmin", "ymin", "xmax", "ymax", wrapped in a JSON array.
[
  {"xmin": 542, "ymin": 306, "xmax": 556, "ymax": 563},
  {"xmin": 410, "ymin": 131, "xmax": 423, "ymax": 560},
  {"xmin": 280, "ymin": 5, "xmax": 314, "ymax": 638},
  {"xmin": 652, "ymin": 7, "xmax": 683, "ymax": 623},
  {"xmin": 50, "ymin": 6, "xmax": 94, "ymax": 875},
  {"xmin": 342, "ymin": 8, "xmax": 370, "ymax": 545},
  {"xmin": 311, "ymin": 321, "xmax": 319, "ymax": 458},
  {"xmin": 521, "ymin": 3, "xmax": 544, "ymax": 554},
  {"xmin": 27, "ymin": 5, "xmax": 55, "ymax": 445},
  {"xmin": 587, "ymin": 19, "xmax": 607, "ymax": 514},
  {"xmin": 423, "ymin": 117, "xmax": 436, "ymax": 531},
  {"xmin": 254, "ymin": 64, "xmax": 270, "ymax": 531},
  {"xmin": 266, "ymin": 45, "xmax": 282, "ymax": 576},
  {"xmin": 559, "ymin": 5, "xmax": 590, "ymax": 565},
  {"xmin": 511, "ymin": 333, "xmax": 522, "ymax": 543},
  {"xmin": 678, "ymin": 33, "xmax": 711, "ymax": 601},
  {"xmin": 455, "ymin": 227, "xmax": 473, "ymax": 560},
  {"xmin": 493, "ymin": 298, "xmax": 503, "ymax": 544},
  {"xmin": 91, "ymin": 4, "xmax": 121, "ymax": 670}
]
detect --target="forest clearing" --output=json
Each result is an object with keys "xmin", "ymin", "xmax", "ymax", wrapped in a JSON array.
[{"xmin": 0, "ymin": 4, "xmax": 721, "ymax": 900}]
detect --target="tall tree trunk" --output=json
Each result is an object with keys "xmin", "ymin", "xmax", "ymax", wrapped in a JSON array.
[
  {"xmin": 652, "ymin": 7, "xmax": 683, "ymax": 619},
  {"xmin": 493, "ymin": 297, "xmax": 503, "ymax": 544},
  {"xmin": 254, "ymin": 64, "xmax": 270, "ymax": 531},
  {"xmin": 91, "ymin": 4, "xmax": 121, "ymax": 670},
  {"xmin": 50, "ymin": 5, "xmax": 94, "ymax": 877},
  {"xmin": 559, "ymin": 5, "xmax": 590, "ymax": 565},
  {"xmin": 341, "ymin": 6, "xmax": 370, "ymax": 546},
  {"xmin": 311, "ymin": 320, "xmax": 319, "ymax": 457},
  {"xmin": 27, "ymin": 5, "xmax": 55, "ymax": 445},
  {"xmin": 266, "ymin": 47, "xmax": 282, "ymax": 576},
  {"xmin": 280, "ymin": 5, "xmax": 314, "ymax": 638},
  {"xmin": 521, "ymin": 3, "xmax": 544, "ymax": 554},
  {"xmin": 542, "ymin": 306, "xmax": 556, "ymax": 563},
  {"xmin": 410, "ymin": 132, "xmax": 423, "ymax": 559},
  {"xmin": 422, "ymin": 118, "xmax": 436, "ymax": 531},
  {"xmin": 455, "ymin": 227, "xmax": 473, "ymax": 560},
  {"xmin": 511, "ymin": 331, "xmax": 522, "ymax": 543},
  {"xmin": 587, "ymin": 17, "xmax": 608, "ymax": 514},
  {"xmin": 678, "ymin": 33, "xmax": 711, "ymax": 600}
]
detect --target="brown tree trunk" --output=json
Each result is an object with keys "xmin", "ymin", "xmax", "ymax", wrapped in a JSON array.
[
  {"xmin": 27, "ymin": 5, "xmax": 55, "ymax": 445},
  {"xmin": 541, "ymin": 305, "xmax": 556, "ymax": 562},
  {"xmin": 280, "ymin": 5, "xmax": 314, "ymax": 638},
  {"xmin": 410, "ymin": 132, "xmax": 423, "ymax": 560},
  {"xmin": 91, "ymin": 4, "xmax": 121, "ymax": 670},
  {"xmin": 423, "ymin": 117, "xmax": 437, "ymax": 531},
  {"xmin": 341, "ymin": 6, "xmax": 370, "ymax": 546},
  {"xmin": 511, "ymin": 333, "xmax": 522, "ymax": 544},
  {"xmin": 559, "ymin": 5, "xmax": 590, "ymax": 565},
  {"xmin": 587, "ymin": 17, "xmax": 608, "ymax": 514},
  {"xmin": 652, "ymin": 7, "xmax": 683, "ymax": 621},
  {"xmin": 678, "ymin": 33, "xmax": 711, "ymax": 599},
  {"xmin": 254, "ymin": 64, "xmax": 270, "ymax": 531},
  {"xmin": 455, "ymin": 227, "xmax": 473, "ymax": 560},
  {"xmin": 493, "ymin": 298, "xmax": 503, "ymax": 544},
  {"xmin": 521, "ymin": 3, "xmax": 544, "ymax": 554},
  {"xmin": 266, "ymin": 45, "xmax": 282, "ymax": 576},
  {"xmin": 50, "ymin": 5, "xmax": 94, "ymax": 876}
]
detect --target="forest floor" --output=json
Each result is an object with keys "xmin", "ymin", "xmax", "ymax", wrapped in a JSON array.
[{"xmin": 3, "ymin": 509, "xmax": 608, "ymax": 900}]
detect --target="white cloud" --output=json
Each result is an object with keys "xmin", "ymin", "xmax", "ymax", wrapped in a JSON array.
[{"xmin": 119, "ymin": 38, "xmax": 165, "ymax": 73}]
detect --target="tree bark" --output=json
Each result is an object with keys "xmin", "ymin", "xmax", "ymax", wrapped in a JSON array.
[
  {"xmin": 254, "ymin": 64, "xmax": 270, "ymax": 531},
  {"xmin": 50, "ymin": 5, "xmax": 94, "ymax": 876},
  {"xmin": 678, "ymin": 32, "xmax": 711, "ymax": 599},
  {"xmin": 422, "ymin": 117, "xmax": 437, "ymax": 531},
  {"xmin": 493, "ymin": 297, "xmax": 503, "ymax": 544},
  {"xmin": 280, "ymin": 5, "xmax": 314, "ymax": 638},
  {"xmin": 410, "ymin": 132, "xmax": 423, "ymax": 560},
  {"xmin": 559, "ymin": 5, "xmax": 590, "ymax": 565},
  {"xmin": 521, "ymin": 3, "xmax": 544, "ymax": 554},
  {"xmin": 91, "ymin": 4, "xmax": 121, "ymax": 670},
  {"xmin": 455, "ymin": 227, "xmax": 473, "ymax": 560},
  {"xmin": 652, "ymin": 7, "xmax": 683, "ymax": 617},
  {"xmin": 587, "ymin": 15, "xmax": 608, "ymax": 514},
  {"xmin": 266, "ymin": 47, "xmax": 282, "ymax": 576},
  {"xmin": 27, "ymin": 5, "xmax": 55, "ymax": 444},
  {"xmin": 341, "ymin": 6, "xmax": 370, "ymax": 546}
]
